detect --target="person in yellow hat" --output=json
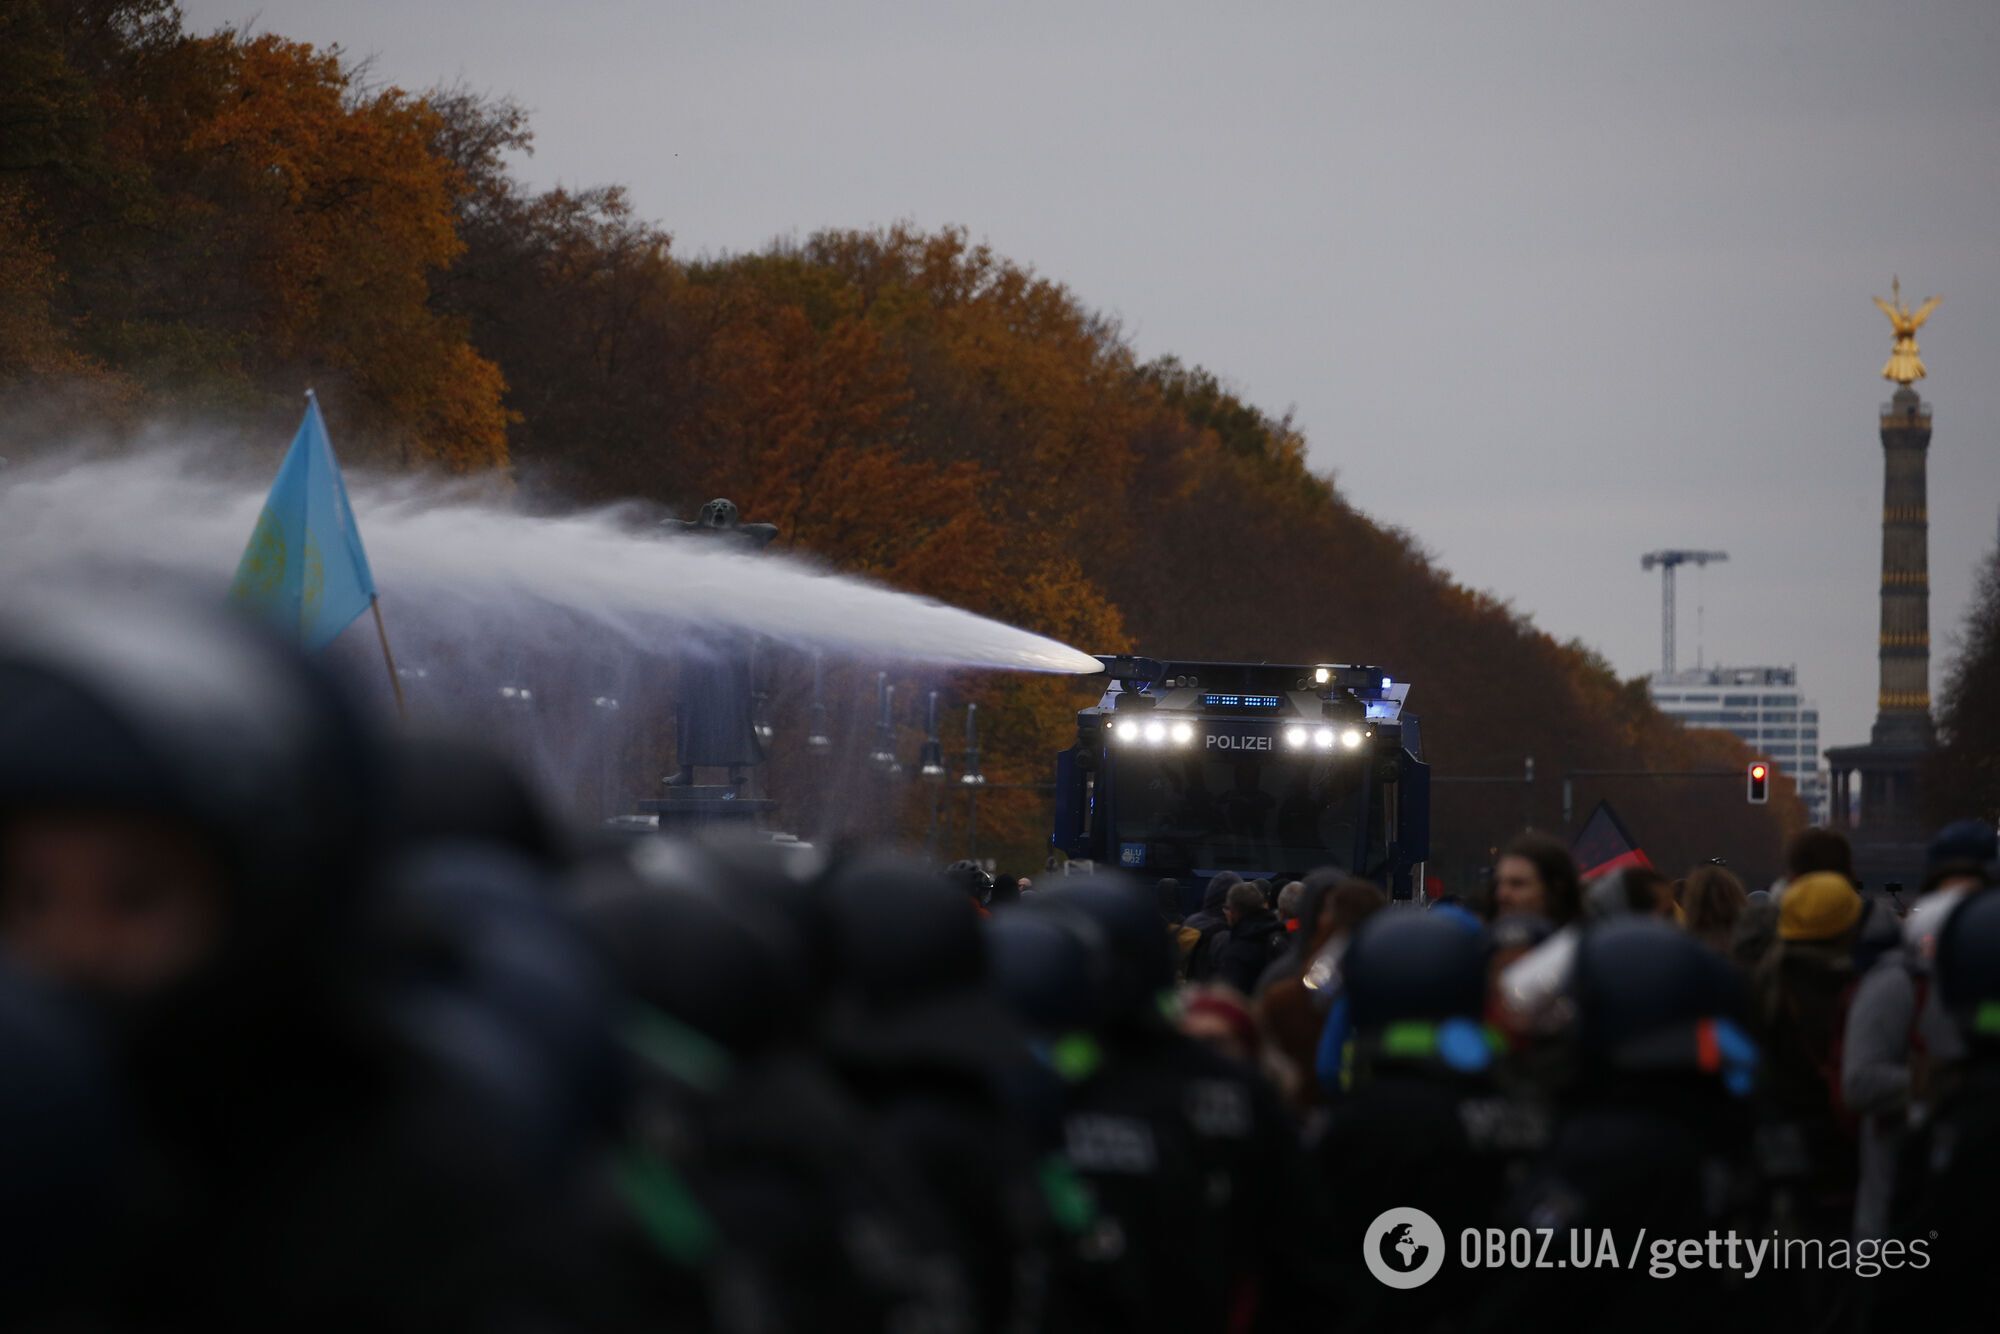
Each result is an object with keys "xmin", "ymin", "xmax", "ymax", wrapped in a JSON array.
[
  {"xmin": 1754, "ymin": 871, "xmax": 1865, "ymax": 1247},
  {"xmin": 1778, "ymin": 872, "xmax": 1864, "ymax": 943}
]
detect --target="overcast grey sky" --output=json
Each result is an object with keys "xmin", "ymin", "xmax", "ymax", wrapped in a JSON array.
[{"xmin": 184, "ymin": 0, "xmax": 2000, "ymax": 757}]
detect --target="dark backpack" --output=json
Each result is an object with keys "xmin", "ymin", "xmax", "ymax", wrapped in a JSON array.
[{"xmin": 1188, "ymin": 927, "xmax": 1229, "ymax": 983}]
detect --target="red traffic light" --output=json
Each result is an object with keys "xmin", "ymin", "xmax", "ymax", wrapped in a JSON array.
[
  {"xmin": 1747, "ymin": 761, "xmax": 1770, "ymax": 804},
  {"xmin": 1751, "ymin": 764, "xmax": 1767, "ymax": 781}
]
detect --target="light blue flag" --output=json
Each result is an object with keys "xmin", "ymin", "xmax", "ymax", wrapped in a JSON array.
[{"xmin": 229, "ymin": 392, "xmax": 378, "ymax": 650}]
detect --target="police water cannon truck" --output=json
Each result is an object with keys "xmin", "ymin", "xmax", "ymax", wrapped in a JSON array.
[{"xmin": 1053, "ymin": 657, "xmax": 1430, "ymax": 900}]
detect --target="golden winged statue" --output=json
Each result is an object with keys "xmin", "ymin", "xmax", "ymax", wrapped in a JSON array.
[{"xmin": 1873, "ymin": 276, "xmax": 1941, "ymax": 385}]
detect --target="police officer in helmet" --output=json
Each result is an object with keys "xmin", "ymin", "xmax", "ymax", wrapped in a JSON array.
[
  {"xmin": 1021, "ymin": 875, "xmax": 1327, "ymax": 1332},
  {"xmin": 1484, "ymin": 918, "xmax": 1761, "ymax": 1334},
  {"xmin": 0, "ymin": 590, "xmax": 586, "ymax": 1330},
  {"xmin": 1315, "ymin": 908, "xmax": 1539, "ymax": 1332}
]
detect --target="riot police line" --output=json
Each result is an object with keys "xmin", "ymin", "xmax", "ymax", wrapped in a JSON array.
[{"xmin": 0, "ymin": 590, "xmax": 1995, "ymax": 1333}]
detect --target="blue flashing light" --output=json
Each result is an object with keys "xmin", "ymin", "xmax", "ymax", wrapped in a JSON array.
[{"xmin": 1201, "ymin": 693, "xmax": 1281, "ymax": 708}]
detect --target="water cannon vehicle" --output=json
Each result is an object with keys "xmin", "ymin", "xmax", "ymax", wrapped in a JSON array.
[{"xmin": 1053, "ymin": 656, "xmax": 1430, "ymax": 899}]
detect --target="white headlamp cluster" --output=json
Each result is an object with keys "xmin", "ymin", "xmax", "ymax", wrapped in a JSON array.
[
  {"xmin": 1285, "ymin": 725, "xmax": 1365, "ymax": 751},
  {"xmin": 1113, "ymin": 718, "xmax": 1197, "ymax": 746},
  {"xmin": 1112, "ymin": 718, "xmax": 1366, "ymax": 750}
]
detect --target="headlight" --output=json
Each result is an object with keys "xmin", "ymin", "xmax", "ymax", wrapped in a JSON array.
[
  {"xmin": 1313, "ymin": 667, "xmax": 1331, "ymax": 684},
  {"xmin": 1284, "ymin": 726, "xmax": 1308, "ymax": 749},
  {"xmin": 1170, "ymin": 722, "xmax": 1195, "ymax": 745},
  {"xmin": 1143, "ymin": 720, "xmax": 1167, "ymax": 744},
  {"xmin": 1340, "ymin": 728, "xmax": 1364, "ymax": 749},
  {"xmin": 1314, "ymin": 728, "xmax": 1335, "ymax": 749},
  {"xmin": 1115, "ymin": 719, "xmax": 1140, "ymax": 742}
]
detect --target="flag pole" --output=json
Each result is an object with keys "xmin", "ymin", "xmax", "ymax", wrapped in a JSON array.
[{"xmin": 370, "ymin": 595, "xmax": 408, "ymax": 720}]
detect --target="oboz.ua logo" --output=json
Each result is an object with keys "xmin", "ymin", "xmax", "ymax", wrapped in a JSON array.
[{"xmin": 1363, "ymin": 1207, "xmax": 1447, "ymax": 1289}]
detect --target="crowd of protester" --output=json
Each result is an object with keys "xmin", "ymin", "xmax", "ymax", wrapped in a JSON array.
[{"xmin": 1, "ymin": 593, "xmax": 1997, "ymax": 1333}]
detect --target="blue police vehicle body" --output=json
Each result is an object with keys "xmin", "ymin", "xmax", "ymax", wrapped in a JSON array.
[{"xmin": 1053, "ymin": 656, "xmax": 1430, "ymax": 900}]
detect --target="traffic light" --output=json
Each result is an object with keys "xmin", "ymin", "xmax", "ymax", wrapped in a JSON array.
[{"xmin": 1747, "ymin": 761, "xmax": 1770, "ymax": 804}]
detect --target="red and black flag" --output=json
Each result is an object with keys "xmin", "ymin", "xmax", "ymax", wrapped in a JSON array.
[{"xmin": 1570, "ymin": 799, "xmax": 1652, "ymax": 879}]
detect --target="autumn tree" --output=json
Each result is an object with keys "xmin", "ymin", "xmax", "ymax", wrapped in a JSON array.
[
  {"xmin": 1929, "ymin": 543, "xmax": 2000, "ymax": 823},
  {"xmin": 0, "ymin": 187, "xmax": 87, "ymax": 383},
  {"xmin": 3, "ymin": 3, "xmax": 508, "ymax": 467},
  {"xmin": 425, "ymin": 90, "xmax": 689, "ymax": 494}
]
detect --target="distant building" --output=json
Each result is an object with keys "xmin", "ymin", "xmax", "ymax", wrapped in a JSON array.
[{"xmin": 1648, "ymin": 665, "xmax": 1828, "ymax": 823}]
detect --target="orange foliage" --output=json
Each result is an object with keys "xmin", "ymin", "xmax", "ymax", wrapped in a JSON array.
[
  {"xmin": 7, "ymin": 9, "xmax": 507, "ymax": 468},
  {"xmin": 0, "ymin": 186, "xmax": 89, "ymax": 382}
]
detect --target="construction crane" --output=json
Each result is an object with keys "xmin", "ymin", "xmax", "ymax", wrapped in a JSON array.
[{"xmin": 1640, "ymin": 549, "xmax": 1728, "ymax": 676}]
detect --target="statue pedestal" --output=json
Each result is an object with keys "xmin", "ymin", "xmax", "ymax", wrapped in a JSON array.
[
  {"xmin": 634, "ymin": 788, "xmax": 781, "ymax": 833},
  {"xmin": 1824, "ymin": 741, "xmax": 1928, "ymax": 894}
]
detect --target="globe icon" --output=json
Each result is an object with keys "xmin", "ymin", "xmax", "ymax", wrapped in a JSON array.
[
  {"xmin": 1382, "ymin": 1222, "xmax": 1427, "ymax": 1272},
  {"xmin": 1363, "ymin": 1207, "xmax": 1444, "ymax": 1290}
]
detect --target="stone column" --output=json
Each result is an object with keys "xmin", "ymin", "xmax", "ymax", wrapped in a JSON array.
[{"xmin": 1873, "ymin": 385, "xmax": 1934, "ymax": 750}]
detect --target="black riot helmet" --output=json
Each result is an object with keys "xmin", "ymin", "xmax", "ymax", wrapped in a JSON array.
[
  {"xmin": 944, "ymin": 858, "xmax": 996, "ymax": 906},
  {"xmin": 571, "ymin": 838, "xmax": 806, "ymax": 1057},
  {"xmin": 825, "ymin": 852, "xmax": 986, "ymax": 1010},
  {"xmin": 383, "ymin": 842, "xmax": 622, "ymax": 1161},
  {"xmin": 1337, "ymin": 908, "xmax": 1494, "ymax": 1080},
  {"xmin": 820, "ymin": 852, "xmax": 1031, "ymax": 1088},
  {"xmin": 986, "ymin": 905, "xmax": 1106, "ymax": 1036},
  {"xmin": 691, "ymin": 829, "xmax": 835, "ymax": 998},
  {"xmin": 382, "ymin": 733, "xmax": 571, "ymax": 872},
  {"xmin": 1345, "ymin": 910, "xmax": 1489, "ymax": 1029},
  {"xmin": 1936, "ymin": 886, "xmax": 2000, "ymax": 1049},
  {"xmin": 1042, "ymin": 875, "xmax": 1177, "ymax": 1027},
  {"xmin": 0, "ymin": 587, "xmax": 381, "ymax": 986},
  {"xmin": 1571, "ymin": 917, "xmax": 1755, "ymax": 1094}
]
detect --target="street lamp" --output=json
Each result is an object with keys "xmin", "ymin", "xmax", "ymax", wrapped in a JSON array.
[
  {"xmin": 806, "ymin": 652, "xmax": 832, "ymax": 752},
  {"xmin": 918, "ymin": 689, "xmax": 947, "ymax": 778},
  {"xmin": 960, "ymin": 702, "xmax": 985, "ymax": 784},
  {"xmin": 869, "ymin": 672, "xmax": 900, "ymax": 774},
  {"xmin": 960, "ymin": 703, "xmax": 986, "ymax": 860}
]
